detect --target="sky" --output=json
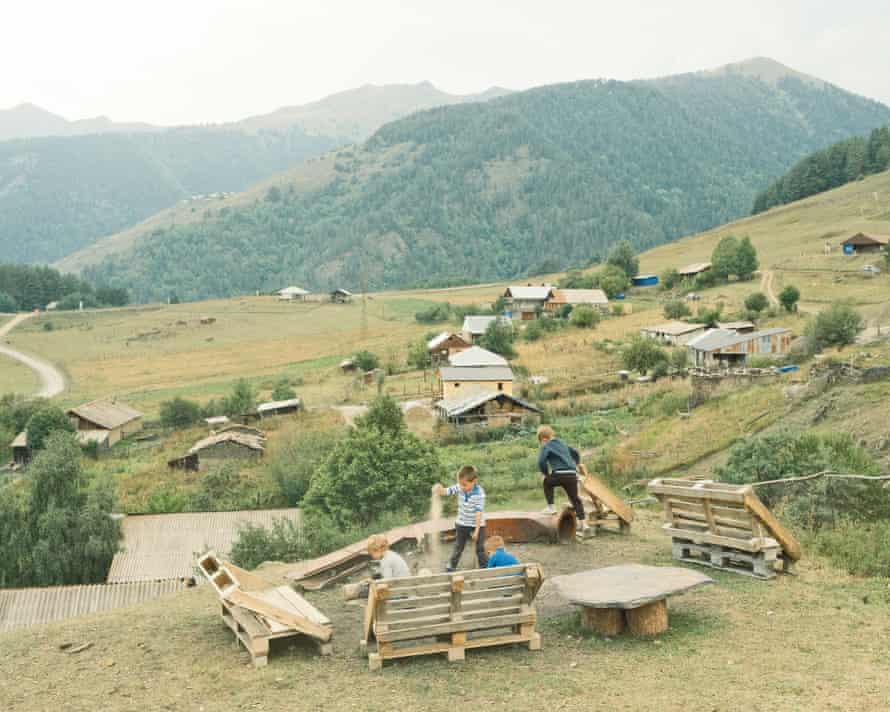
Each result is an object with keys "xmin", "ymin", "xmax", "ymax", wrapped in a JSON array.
[{"xmin": 2, "ymin": 0, "xmax": 889, "ymax": 125}]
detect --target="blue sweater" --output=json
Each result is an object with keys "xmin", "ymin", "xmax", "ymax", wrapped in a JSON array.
[
  {"xmin": 487, "ymin": 548, "xmax": 519, "ymax": 568},
  {"xmin": 538, "ymin": 438, "xmax": 580, "ymax": 475}
]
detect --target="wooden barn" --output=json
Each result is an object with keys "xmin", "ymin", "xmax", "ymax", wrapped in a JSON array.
[
  {"xmin": 427, "ymin": 332, "xmax": 471, "ymax": 364},
  {"xmin": 545, "ymin": 288, "xmax": 609, "ymax": 314},
  {"xmin": 841, "ymin": 233, "xmax": 890, "ymax": 255},
  {"xmin": 687, "ymin": 328, "xmax": 792, "ymax": 368},
  {"xmin": 66, "ymin": 400, "xmax": 143, "ymax": 447},
  {"xmin": 168, "ymin": 432, "xmax": 265, "ymax": 471},
  {"xmin": 436, "ymin": 389, "xmax": 542, "ymax": 428}
]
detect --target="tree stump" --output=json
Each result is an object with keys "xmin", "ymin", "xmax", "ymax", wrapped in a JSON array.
[
  {"xmin": 626, "ymin": 600, "xmax": 668, "ymax": 636},
  {"xmin": 581, "ymin": 607, "xmax": 626, "ymax": 636}
]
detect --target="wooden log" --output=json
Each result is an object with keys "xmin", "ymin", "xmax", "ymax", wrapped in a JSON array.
[
  {"xmin": 580, "ymin": 607, "xmax": 626, "ymax": 636},
  {"xmin": 626, "ymin": 600, "xmax": 668, "ymax": 636}
]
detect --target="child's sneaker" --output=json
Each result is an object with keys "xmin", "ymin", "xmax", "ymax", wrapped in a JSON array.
[{"xmin": 542, "ymin": 504, "xmax": 557, "ymax": 514}]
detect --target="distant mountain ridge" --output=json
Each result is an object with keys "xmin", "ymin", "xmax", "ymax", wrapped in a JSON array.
[
  {"xmin": 0, "ymin": 103, "xmax": 157, "ymax": 141},
  {"xmin": 74, "ymin": 58, "xmax": 890, "ymax": 303}
]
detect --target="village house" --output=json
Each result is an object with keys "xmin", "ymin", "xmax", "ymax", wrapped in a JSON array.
[
  {"xmin": 439, "ymin": 365, "xmax": 514, "ymax": 398},
  {"xmin": 448, "ymin": 345, "xmax": 508, "ymax": 368},
  {"xmin": 214, "ymin": 424, "xmax": 266, "ymax": 439},
  {"xmin": 427, "ymin": 332, "xmax": 471, "ymax": 364},
  {"xmin": 10, "ymin": 431, "xmax": 30, "ymax": 467},
  {"xmin": 841, "ymin": 233, "xmax": 890, "ymax": 255},
  {"xmin": 168, "ymin": 431, "xmax": 265, "ymax": 471},
  {"xmin": 686, "ymin": 327, "xmax": 792, "ymax": 368},
  {"xmin": 545, "ymin": 288, "xmax": 609, "ymax": 314},
  {"xmin": 436, "ymin": 389, "xmax": 542, "ymax": 428},
  {"xmin": 256, "ymin": 398, "xmax": 302, "ymax": 418},
  {"xmin": 678, "ymin": 262, "xmax": 712, "ymax": 279},
  {"xmin": 330, "ymin": 288, "xmax": 353, "ymax": 303},
  {"xmin": 461, "ymin": 315, "xmax": 511, "ymax": 343},
  {"xmin": 66, "ymin": 400, "xmax": 144, "ymax": 448},
  {"xmin": 640, "ymin": 321, "xmax": 707, "ymax": 346},
  {"xmin": 502, "ymin": 285, "xmax": 554, "ymax": 320},
  {"xmin": 278, "ymin": 286, "xmax": 309, "ymax": 301}
]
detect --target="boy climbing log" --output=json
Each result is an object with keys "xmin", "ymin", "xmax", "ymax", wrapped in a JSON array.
[{"xmin": 536, "ymin": 425, "xmax": 589, "ymax": 534}]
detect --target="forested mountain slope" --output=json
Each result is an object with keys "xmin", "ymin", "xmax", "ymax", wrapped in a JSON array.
[
  {"xmin": 0, "ymin": 127, "xmax": 340, "ymax": 264},
  {"xmin": 78, "ymin": 60, "xmax": 890, "ymax": 303}
]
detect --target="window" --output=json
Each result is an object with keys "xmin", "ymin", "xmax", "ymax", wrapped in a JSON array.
[
  {"xmin": 454, "ymin": 383, "xmax": 460, "ymax": 388},
  {"xmin": 497, "ymin": 383, "xmax": 504, "ymax": 391}
]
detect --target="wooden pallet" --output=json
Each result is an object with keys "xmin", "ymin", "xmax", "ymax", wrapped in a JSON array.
[
  {"xmin": 363, "ymin": 564, "xmax": 543, "ymax": 671},
  {"xmin": 671, "ymin": 538, "xmax": 788, "ymax": 580}
]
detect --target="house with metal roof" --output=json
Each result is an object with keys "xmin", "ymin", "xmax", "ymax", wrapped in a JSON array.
[
  {"xmin": 841, "ymin": 233, "xmax": 890, "ymax": 255},
  {"xmin": 461, "ymin": 315, "xmax": 511, "ymax": 342},
  {"xmin": 427, "ymin": 331, "xmax": 471, "ymax": 363},
  {"xmin": 678, "ymin": 262, "xmax": 712, "ymax": 278},
  {"xmin": 448, "ymin": 346, "xmax": 508, "ymax": 367},
  {"xmin": 640, "ymin": 321, "xmax": 707, "ymax": 346},
  {"xmin": 503, "ymin": 285, "xmax": 554, "ymax": 320},
  {"xmin": 66, "ymin": 399, "xmax": 143, "ymax": 447},
  {"xmin": 436, "ymin": 389, "xmax": 542, "ymax": 428},
  {"xmin": 439, "ymin": 365, "xmax": 514, "ymax": 398},
  {"xmin": 278, "ymin": 286, "xmax": 310, "ymax": 300},
  {"xmin": 545, "ymin": 288, "xmax": 609, "ymax": 314},
  {"xmin": 686, "ymin": 327, "xmax": 792, "ymax": 368}
]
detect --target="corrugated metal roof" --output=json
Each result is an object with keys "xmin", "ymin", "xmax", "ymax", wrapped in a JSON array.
[
  {"xmin": 448, "ymin": 346, "xmax": 508, "ymax": 367},
  {"xmin": 678, "ymin": 262, "xmax": 712, "ymax": 275},
  {"xmin": 428, "ymin": 331, "xmax": 451, "ymax": 349},
  {"xmin": 439, "ymin": 366, "xmax": 514, "ymax": 382},
  {"xmin": 505, "ymin": 286, "xmax": 553, "ymax": 300},
  {"xmin": 461, "ymin": 315, "xmax": 510, "ymax": 334},
  {"xmin": 257, "ymin": 398, "xmax": 301, "ymax": 414},
  {"xmin": 641, "ymin": 321, "xmax": 705, "ymax": 336},
  {"xmin": 67, "ymin": 399, "xmax": 143, "ymax": 430},
  {"xmin": 107, "ymin": 509, "xmax": 301, "ymax": 583},
  {"xmin": 688, "ymin": 327, "xmax": 789, "ymax": 352},
  {"xmin": 548, "ymin": 288, "xmax": 608, "ymax": 305},
  {"xmin": 436, "ymin": 389, "xmax": 542, "ymax": 417},
  {"xmin": 0, "ymin": 580, "xmax": 191, "ymax": 632},
  {"xmin": 717, "ymin": 321, "xmax": 756, "ymax": 331}
]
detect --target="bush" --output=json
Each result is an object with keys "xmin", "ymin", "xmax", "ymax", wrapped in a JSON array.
[
  {"xmin": 744, "ymin": 292, "xmax": 769, "ymax": 313},
  {"xmin": 622, "ymin": 338, "xmax": 668, "ymax": 375},
  {"xmin": 268, "ymin": 428, "xmax": 340, "ymax": 506},
  {"xmin": 355, "ymin": 394, "xmax": 404, "ymax": 437},
  {"xmin": 779, "ymin": 285, "xmax": 801, "ymax": 313},
  {"xmin": 611, "ymin": 303, "xmax": 624, "ymax": 317},
  {"xmin": 660, "ymin": 269, "xmax": 681, "ymax": 291},
  {"xmin": 407, "ymin": 338, "xmax": 433, "ymax": 369},
  {"xmin": 663, "ymin": 299, "xmax": 691, "ymax": 320},
  {"xmin": 223, "ymin": 379, "xmax": 257, "ymax": 417},
  {"xmin": 159, "ymin": 397, "xmax": 203, "ymax": 428},
  {"xmin": 353, "ymin": 350, "xmax": 380, "ymax": 372},
  {"xmin": 478, "ymin": 320, "xmax": 516, "ymax": 359},
  {"xmin": 42, "ymin": 321, "xmax": 54, "ymax": 332},
  {"xmin": 671, "ymin": 348, "xmax": 688, "ymax": 370},
  {"xmin": 650, "ymin": 361, "xmax": 669, "ymax": 380},
  {"xmin": 271, "ymin": 379, "xmax": 298, "ymax": 401},
  {"xmin": 811, "ymin": 520, "xmax": 890, "ymax": 577},
  {"xmin": 569, "ymin": 305, "xmax": 600, "ymax": 328},
  {"xmin": 596, "ymin": 264, "xmax": 631, "ymax": 298},
  {"xmin": 415, "ymin": 303, "xmax": 452, "ymax": 323},
  {"xmin": 523, "ymin": 320, "xmax": 544, "ymax": 342},
  {"xmin": 26, "ymin": 405, "xmax": 75, "ymax": 451},
  {"xmin": 606, "ymin": 240, "xmax": 639, "ymax": 278},
  {"xmin": 807, "ymin": 303, "xmax": 863, "ymax": 349}
]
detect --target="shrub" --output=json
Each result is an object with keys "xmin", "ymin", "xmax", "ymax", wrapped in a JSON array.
[
  {"xmin": 223, "ymin": 378, "xmax": 257, "ymax": 416},
  {"xmin": 744, "ymin": 292, "xmax": 769, "ymax": 313},
  {"xmin": 268, "ymin": 429, "xmax": 340, "ymax": 506},
  {"xmin": 415, "ymin": 302, "xmax": 452, "ymax": 323},
  {"xmin": 42, "ymin": 321, "xmax": 54, "ymax": 332},
  {"xmin": 671, "ymin": 348, "xmax": 688, "ymax": 371},
  {"xmin": 596, "ymin": 264, "xmax": 631, "ymax": 298},
  {"xmin": 660, "ymin": 269, "xmax": 681, "ymax": 291},
  {"xmin": 271, "ymin": 379, "xmax": 298, "ymax": 401},
  {"xmin": 779, "ymin": 285, "xmax": 801, "ymax": 313},
  {"xmin": 26, "ymin": 405, "xmax": 75, "ymax": 451},
  {"xmin": 806, "ymin": 303, "xmax": 863, "ymax": 349},
  {"xmin": 352, "ymin": 350, "xmax": 380, "ymax": 372},
  {"xmin": 663, "ymin": 299, "xmax": 691, "ymax": 320},
  {"xmin": 159, "ymin": 397, "xmax": 203, "ymax": 428},
  {"xmin": 811, "ymin": 520, "xmax": 890, "ymax": 577},
  {"xmin": 355, "ymin": 394, "xmax": 404, "ymax": 437},
  {"xmin": 606, "ymin": 240, "xmax": 639, "ymax": 278},
  {"xmin": 523, "ymin": 320, "xmax": 544, "ymax": 341},
  {"xmin": 622, "ymin": 338, "xmax": 668, "ymax": 375},
  {"xmin": 611, "ymin": 303, "xmax": 624, "ymax": 317},
  {"xmin": 651, "ymin": 361, "xmax": 669, "ymax": 380},
  {"xmin": 478, "ymin": 319, "xmax": 516, "ymax": 359},
  {"xmin": 407, "ymin": 338, "xmax": 433, "ymax": 369},
  {"xmin": 569, "ymin": 306, "xmax": 600, "ymax": 328}
]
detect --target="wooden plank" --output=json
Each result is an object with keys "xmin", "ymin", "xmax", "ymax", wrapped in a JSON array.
[
  {"xmin": 269, "ymin": 586, "xmax": 332, "ymax": 626},
  {"xmin": 384, "ymin": 594, "xmax": 524, "ymax": 624},
  {"xmin": 377, "ymin": 611, "xmax": 535, "ymax": 643},
  {"xmin": 224, "ymin": 562, "xmax": 273, "ymax": 593},
  {"xmin": 386, "ymin": 602, "xmax": 523, "ymax": 631},
  {"xmin": 362, "ymin": 585, "xmax": 377, "ymax": 645},
  {"xmin": 649, "ymin": 481, "xmax": 748, "ymax": 504},
  {"xmin": 664, "ymin": 526, "xmax": 777, "ymax": 553},
  {"xmin": 376, "ymin": 632, "xmax": 534, "ymax": 662},
  {"xmin": 225, "ymin": 589, "xmax": 332, "ymax": 642},
  {"xmin": 744, "ymin": 493, "xmax": 802, "ymax": 561},
  {"xmin": 581, "ymin": 474, "xmax": 634, "ymax": 524},
  {"xmin": 383, "ymin": 565, "xmax": 528, "ymax": 591},
  {"xmin": 384, "ymin": 583, "xmax": 526, "ymax": 611}
]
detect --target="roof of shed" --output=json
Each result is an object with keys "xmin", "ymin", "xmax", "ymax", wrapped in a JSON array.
[
  {"xmin": 641, "ymin": 321, "xmax": 705, "ymax": 336},
  {"xmin": 67, "ymin": 400, "xmax": 143, "ymax": 430},
  {"xmin": 842, "ymin": 233, "xmax": 890, "ymax": 245},
  {"xmin": 439, "ymin": 365, "xmax": 514, "ymax": 382},
  {"xmin": 687, "ymin": 327, "xmax": 789, "ymax": 352},
  {"xmin": 278, "ymin": 286, "xmax": 309, "ymax": 295},
  {"xmin": 678, "ymin": 262, "xmax": 712, "ymax": 275},
  {"xmin": 436, "ymin": 389, "xmax": 542, "ymax": 417},
  {"xmin": 188, "ymin": 432, "xmax": 265, "ymax": 455},
  {"xmin": 448, "ymin": 346, "xmax": 508, "ymax": 367},
  {"xmin": 461, "ymin": 315, "xmax": 510, "ymax": 334},
  {"xmin": 0, "ymin": 580, "xmax": 191, "ymax": 632},
  {"xmin": 548, "ymin": 288, "xmax": 609, "ymax": 305},
  {"xmin": 257, "ymin": 398, "xmax": 301, "ymax": 413},
  {"xmin": 106, "ymin": 509, "xmax": 301, "ymax": 583}
]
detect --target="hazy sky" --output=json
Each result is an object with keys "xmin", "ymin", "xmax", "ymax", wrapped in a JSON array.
[{"xmin": 3, "ymin": 0, "xmax": 889, "ymax": 125}]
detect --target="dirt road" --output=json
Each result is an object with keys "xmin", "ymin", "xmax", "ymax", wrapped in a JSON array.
[
  {"xmin": 0, "ymin": 313, "xmax": 66, "ymax": 398},
  {"xmin": 760, "ymin": 269, "xmax": 779, "ymax": 306}
]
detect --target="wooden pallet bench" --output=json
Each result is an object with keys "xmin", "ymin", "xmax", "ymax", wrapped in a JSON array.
[
  {"xmin": 578, "ymin": 469, "xmax": 634, "ymax": 537},
  {"xmin": 647, "ymin": 479, "xmax": 801, "ymax": 579},
  {"xmin": 199, "ymin": 551, "xmax": 333, "ymax": 667},
  {"xmin": 362, "ymin": 563, "xmax": 544, "ymax": 671}
]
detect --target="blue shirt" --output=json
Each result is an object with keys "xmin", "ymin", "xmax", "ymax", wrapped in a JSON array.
[
  {"xmin": 487, "ymin": 548, "xmax": 519, "ymax": 568},
  {"xmin": 445, "ymin": 483, "xmax": 486, "ymax": 527},
  {"xmin": 538, "ymin": 438, "xmax": 580, "ymax": 475}
]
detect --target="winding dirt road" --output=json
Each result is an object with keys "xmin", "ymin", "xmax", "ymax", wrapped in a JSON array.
[{"xmin": 0, "ymin": 313, "xmax": 66, "ymax": 398}]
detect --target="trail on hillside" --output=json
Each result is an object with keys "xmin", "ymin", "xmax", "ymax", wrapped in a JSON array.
[
  {"xmin": 0, "ymin": 313, "xmax": 66, "ymax": 398},
  {"xmin": 761, "ymin": 270, "xmax": 779, "ymax": 306}
]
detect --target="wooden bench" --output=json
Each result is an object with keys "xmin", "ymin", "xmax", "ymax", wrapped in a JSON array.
[
  {"xmin": 647, "ymin": 479, "xmax": 802, "ymax": 579},
  {"xmin": 361, "ymin": 563, "xmax": 544, "ymax": 671},
  {"xmin": 578, "ymin": 468, "xmax": 634, "ymax": 536},
  {"xmin": 198, "ymin": 551, "xmax": 333, "ymax": 667}
]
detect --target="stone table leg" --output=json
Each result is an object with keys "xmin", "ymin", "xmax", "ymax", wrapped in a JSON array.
[
  {"xmin": 626, "ymin": 599, "xmax": 668, "ymax": 636},
  {"xmin": 581, "ymin": 606, "xmax": 626, "ymax": 636}
]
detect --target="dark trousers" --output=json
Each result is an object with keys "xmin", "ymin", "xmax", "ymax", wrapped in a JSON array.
[
  {"xmin": 543, "ymin": 473, "xmax": 586, "ymax": 521},
  {"xmin": 448, "ymin": 525, "xmax": 488, "ymax": 570}
]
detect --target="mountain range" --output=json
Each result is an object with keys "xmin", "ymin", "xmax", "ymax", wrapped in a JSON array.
[{"xmin": 67, "ymin": 58, "xmax": 890, "ymax": 303}]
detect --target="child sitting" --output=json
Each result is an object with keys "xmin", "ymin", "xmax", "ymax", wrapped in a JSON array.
[
  {"xmin": 484, "ymin": 535, "xmax": 519, "ymax": 568},
  {"xmin": 367, "ymin": 533, "xmax": 411, "ymax": 580}
]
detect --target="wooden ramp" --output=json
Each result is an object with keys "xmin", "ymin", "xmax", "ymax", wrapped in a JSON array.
[
  {"xmin": 647, "ymin": 479, "xmax": 801, "ymax": 579},
  {"xmin": 579, "ymin": 468, "xmax": 634, "ymax": 535},
  {"xmin": 198, "ymin": 551, "xmax": 333, "ymax": 667},
  {"xmin": 362, "ymin": 564, "xmax": 544, "ymax": 671}
]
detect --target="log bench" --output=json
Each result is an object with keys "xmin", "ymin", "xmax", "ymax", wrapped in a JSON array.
[
  {"xmin": 362, "ymin": 563, "xmax": 544, "ymax": 671},
  {"xmin": 198, "ymin": 551, "xmax": 333, "ymax": 667},
  {"xmin": 647, "ymin": 479, "xmax": 802, "ymax": 579}
]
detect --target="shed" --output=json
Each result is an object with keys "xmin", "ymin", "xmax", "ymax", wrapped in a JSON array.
[
  {"xmin": 168, "ymin": 431, "xmax": 265, "ymax": 471},
  {"xmin": 678, "ymin": 262, "xmax": 712, "ymax": 278},
  {"xmin": 461, "ymin": 315, "xmax": 511, "ymax": 342},
  {"xmin": 640, "ymin": 321, "xmax": 707, "ymax": 346},
  {"xmin": 205, "ymin": 415, "xmax": 230, "ymax": 427},
  {"xmin": 427, "ymin": 332, "xmax": 471, "ymax": 363},
  {"xmin": 545, "ymin": 288, "xmax": 609, "ymax": 313},
  {"xmin": 66, "ymin": 400, "xmax": 143, "ymax": 447},
  {"xmin": 106, "ymin": 509, "xmax": 302, "ymax": 583},
  {"xmin": 687, "ymin": 327, "xmax": 792, "ymax": 368},
  {"xmin": 256, "ymin": 398, "xmax": 302, "ymax": 418},
  {"xmin": 10, "ymin": 431, "xmax": 30, "ymax": 467},
  {"xmin": 503, "ymin": 285, "xmax": 554, "ymax": 320},
  {"xmin": 439, "ymin": 365, "xmax": 514, "ymax": 398},
  {"xmin": 632, "ymin": 274, "xmax": 659, "ymax": 287},
  {"xmin": 448, "ymin": 346, "xmax": 508, "ymax": 367},
  {"xmin": 215, "ymin": 424, "xmax": 266, "ymax": 439},
  {"xmin": 278, "ymin": 286, "xmax": 309, "ymax": 301},
  {"xmin": 75, "ymin": 430, "xmax": 111, "ymax": 451},
  {"xmin": 841, "ymin": 233, "xmax": 890, "ymax": 255},
  {"xmin": 330, "ymin": 288, "xmax": 353, "ymax": 303},
  {"xmin": 436, "ymin": 389, "xmax": 542, "ymax": 427}
]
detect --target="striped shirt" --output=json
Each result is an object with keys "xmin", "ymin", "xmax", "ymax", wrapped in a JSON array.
[{"xmin": 445, "ymin": 483, "xmax": 486, "ymax": 527}]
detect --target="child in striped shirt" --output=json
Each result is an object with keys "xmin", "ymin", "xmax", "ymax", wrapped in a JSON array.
[{"xmin": 433, "ymin": 465, "xmax": 488, "ymax": 571}]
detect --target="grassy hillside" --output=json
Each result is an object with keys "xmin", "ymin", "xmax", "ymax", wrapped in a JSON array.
[{"xmin": 74, "ymin": 60, "xmax": 890, "ymax": 303}]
